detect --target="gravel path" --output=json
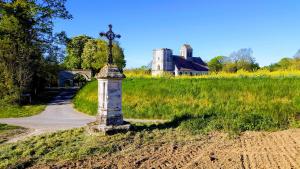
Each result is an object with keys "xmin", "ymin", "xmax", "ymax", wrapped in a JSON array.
[{"xmin": 0, "ymin": 89, "xmax": 95, "ymax": 142}]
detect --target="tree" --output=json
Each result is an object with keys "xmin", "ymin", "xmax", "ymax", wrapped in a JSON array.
[
  {"xmin": 81, "ymin": 39, "xmax": 126, "ymax": 74},
  {"xmin": 278, "ymin": 58, "xmax": 293, "ymax": 69},
  {"xmin": 81, "ymin": 39, "xmax": 107, "ymax": 74},
  {"xmin": 207, "ymin": 56, "xmax": 225, "ymax": 72},
  {"xmin": 0, "ymin": 0, "xmax": 71, "ymax": 103},
  {"xmin": 265, "ymin": 56, "xmax": 300, "ymax": 71},
  {"xmin": 64, "ymin": 35, "xmax": 92, "ymax": 69},
  {"xmin": 112, "ymin": 42, "xmax": 126, "ymax": 71},
  {"xmin": 227, "ymin": 48, "xmax": 259, "ymax": 71}
]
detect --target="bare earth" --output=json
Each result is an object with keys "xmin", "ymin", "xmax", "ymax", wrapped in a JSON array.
[{"xmin": 32, "ymin": 129, "xmax": 300, "ymax": 169}]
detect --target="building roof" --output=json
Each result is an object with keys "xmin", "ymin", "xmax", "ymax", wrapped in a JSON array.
[
  {"xmin": 153, "ymin": 48, "xmax": 172, "ymax": 51},
  {"xmin": 181, "ymin": 44, "xmax": 192, "ymax": 49},
  {"xmin": 190, "ymin": 57, "xmax": 207, "ymax": 66},
  {"xmin": 173, "ymin": 56, "xmax": 209, "ymax": 71}
]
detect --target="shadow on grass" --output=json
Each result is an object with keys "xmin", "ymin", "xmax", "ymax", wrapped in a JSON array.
[
  {"xmin": 130, "ymin": 114, "xmax": 199, "ymax": 132},
  {"xmin": 129, "ymin": 111, "xmax": 296, "ymax": 135}
]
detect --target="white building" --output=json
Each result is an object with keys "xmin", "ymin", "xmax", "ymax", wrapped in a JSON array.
[{"xmin": 152, "ymin": 44, "xmax": 209, "ymax": 76}]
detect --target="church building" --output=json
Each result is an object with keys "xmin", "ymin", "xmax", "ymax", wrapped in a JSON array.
[{"xmin": 152, "ymin": 44, "xmax": 209, "ymax": 76}]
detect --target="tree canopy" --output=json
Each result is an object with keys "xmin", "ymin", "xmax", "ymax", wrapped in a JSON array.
[
  {"xmin": 207, "ymin": 56, "xmax": 224, "ymax": 72},
  {"xmin": 0, "ymin": 0, "xmax": 71, "ymax": 103},
  {"xmin": 64, "ymin": 37, "xmax": 126, "ymax": 74},
  {"xmin": 207, "ymin": 48, "xmax": 259, "ymax": 73},
  {"xmin": 266, "ymin": 57, "xmax": 300, "ymax": 71},
  {"xmin": 64, "ymin": 35, "xmax": 92, "ymax": 69}
]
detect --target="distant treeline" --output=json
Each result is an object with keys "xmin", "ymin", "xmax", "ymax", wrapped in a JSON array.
[
  {"xmin": 207, "ymin": 48, "xmax": 300, "ymax": 73},
  {"xmin": 131, "ymin": 48, "xmax": 300, "ymax": 74}
]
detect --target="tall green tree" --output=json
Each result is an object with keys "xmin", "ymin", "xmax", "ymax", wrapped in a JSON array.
[
  {"xmin": 226, "ymin": 48, "xmax": 259, "ymax": 72},
  {"xmin": 0, "ymin": 0, "xmax": 71, "ymax": 103},
  {"xmin": 81, "ymin": 39, "xmax": 126, "ymax": 74},
  {"xmin": 278, "ymin": 58, "xmax": 293, "ymax": 69},
  {"xmin": 64, "ymin": 35, "xmax": 92, "ymax": 69},
  {"xmin": 207, "ymin": 56, "xmax": 224, "ymax": 72}
]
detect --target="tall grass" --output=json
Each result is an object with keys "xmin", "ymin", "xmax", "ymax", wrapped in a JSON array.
[
  {"xmin": 73, "ymin": 76, "xmax": 300, "ymax": 132},
  {"xmin": 73, "ymin": 81, "xmax": 98, "ymax": 115}
]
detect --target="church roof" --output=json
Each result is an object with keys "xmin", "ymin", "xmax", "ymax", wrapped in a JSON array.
[
  {"xmin": 173, "ymin": 56, "xmax": 209, "ymax": 71},
  {"xmin": 190, "ymin": 57, "xmax": 207, "ymax": 66}
]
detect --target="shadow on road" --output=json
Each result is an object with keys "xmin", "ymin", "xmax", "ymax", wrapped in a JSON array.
[{"xmin": 47, "ymin": 88, "xmax": 79, "ymax": 105}]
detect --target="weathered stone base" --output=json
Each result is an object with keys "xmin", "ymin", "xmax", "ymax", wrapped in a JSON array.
[
  {"xmin": 86, "ymin": 121, "xmax": 131, "ymax": 135},
  {"xmin": 97, "ymin": 114, "xmax": 124, "ymax": 126}
]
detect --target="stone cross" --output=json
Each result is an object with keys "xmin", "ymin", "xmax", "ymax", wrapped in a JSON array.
[
  {"xmin": 88, "ymin": 24, "xmax": 129, "ymax": 134},
  {"xmin": 100, "ymin": 24, "xmax": 121, "ymax": 65}
]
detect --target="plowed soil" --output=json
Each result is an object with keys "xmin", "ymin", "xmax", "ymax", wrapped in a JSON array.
[{"xmin": 31, "ymin": 129, "xmax": 300, "ymax": 169}]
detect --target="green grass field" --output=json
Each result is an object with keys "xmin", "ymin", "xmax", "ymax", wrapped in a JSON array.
[{"xmin": 74, "ymin": 77, "xmax": 300, "ymax": 133}]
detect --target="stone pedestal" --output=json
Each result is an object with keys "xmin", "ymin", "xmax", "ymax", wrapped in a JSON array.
[{"xmin": 87, "ymin": 64, "xmax": 130, "ymax": 134}]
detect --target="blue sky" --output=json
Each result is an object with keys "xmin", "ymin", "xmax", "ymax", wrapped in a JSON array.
[{"xmin": 53, "ymin": 0, "xmax": 300, "ymax": 68}]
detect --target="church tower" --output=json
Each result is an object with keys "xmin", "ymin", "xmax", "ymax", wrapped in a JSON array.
[
  {"xmin": 152, "ymin": 48, "xmax": 173, "ymax": 76},
  {"xmin": 180, "ymin": 44, "xmax": 193, "ymax": 60}
]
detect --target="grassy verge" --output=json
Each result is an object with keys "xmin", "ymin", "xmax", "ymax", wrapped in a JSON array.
[
  {"xmin": 74, "ymin": 77, "xmax": 300, "ymax": 133},
  {"xmin": 0, "ymin": 125, "xmax": 195, "ymax": 168},
  {"xmin": 0, "ymin": 104, "xmax": 46, "ymax": 118},
  {"xmin": 0, "ymin": 88, "xmax": 63, "ymax": 118},
  {"xmin": 0, "ymin": 123, "xmax": 27, "ymax": 144},
  {"xmin": 73, "ymin": 82, "xmax": 97, "ymax": 115}
]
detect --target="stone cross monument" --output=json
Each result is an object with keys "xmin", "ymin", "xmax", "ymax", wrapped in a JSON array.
[{"xmin": 88, "ymin": 24, "xmax": 130, "ymax": 134}]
